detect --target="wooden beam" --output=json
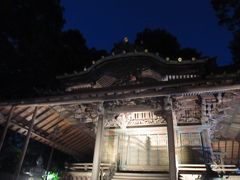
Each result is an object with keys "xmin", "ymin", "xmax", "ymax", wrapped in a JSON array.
[
  {"xmin": 92, "ymin": 115, "xmax": 104, "ymax": 180},
  {"xmin": 167, "ymin": 111, "xmax": 177, "ymax": 180},
  {"xmin": 10, "ymin": 107, "xmax": 30, "ymax": 121},
  {"xmin": 0, "ymin": 82, "xmax": 240, "ymax": 107},
  {"xmin": 61, "ymin": 131, "xmax": 84, "ymax": 146},
  {"xmin": 14, "ymin": 106, "xmax": 38, "ymax": 180},
  {"xmin": 73, "ymin": 140, "xmax": 92, "ymax": 152},
  {"xmin": 225, "ymin": 140, "xmax": 227, "ymax": 159},
  {"xmin": 238, "ymin": 142, "xmax": 240, "ymax": 167},
  {"xmin": 70, "ymin": 136, "xmax": 92, "ymax": 149},
  {"xmin": 43, "ymin": 117, "xmax": 64, "ymax": 132},
  {"xmin": 67, "ymin": 136, "xmax": 92, "ymax": 152},
  {"xmin": 35, "ymin": 107, "xmax": 50, "ymax": 119},
  {"xmin": 53, "ymin": 127, "xmax": 74, "ymax": 142},
  {"xmin": 0, "ymin": 106, "xmax": 15, "ymax": 152},
  {"xmin": 45, "ymin": 146, "xmax": 54, "ymax": 180},
  {"xmin": 34, "ymin": 112, "xmax": 58, "ymax": 128},
  {"xmin": 231, "ymin": 140, "xmax": 234, "ymax": 164},
  {"xmin": 15, "ymin": 107, "xmax": 36, "ymax": 122},
  {"xmin": 77, "ymin": 144, "xmax": 94, "ymax": 155},
  {"xmin": 58, "ymin": 129, "xmax": 81, "ymax": 145},
  {"xmin": 8, "ymin": 120, "xmax": 78, "ymax": 156}
]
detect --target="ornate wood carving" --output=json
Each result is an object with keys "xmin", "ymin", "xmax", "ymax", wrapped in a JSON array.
[
  {"xmin": 201, "ymin": 92, "xmax": 240, "ymax": 140},
  {"xmin": 104, "ymin": 97, "xmax": 167, "ymax": 128},
  {"xmin": 104, "ymin": 98, "xmax": 164, "ymax": 112},
  {"xmin": 52, "ymin": 103, "xmax": 101, "ymax": 125},
  {"xmin": 172, "ymin": 96, "xmax": 202, "ymax": 125},
  {"xmin": 104, "ymin": 111, "xmax": 166, "ymax": 128}
]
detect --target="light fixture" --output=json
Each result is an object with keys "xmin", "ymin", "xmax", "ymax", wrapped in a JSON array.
[
  {"xmin": 178, "ymin": 57, "xmax": 182, "ymax": 62},
  {"xmin": 124, "ymin": 37, "xmax": 128, "ymax": 43}
]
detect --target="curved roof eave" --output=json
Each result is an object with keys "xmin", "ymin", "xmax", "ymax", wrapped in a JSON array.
[{"xmin": 57, "ymin": 52, "xmax": 209, "ymax": 79}]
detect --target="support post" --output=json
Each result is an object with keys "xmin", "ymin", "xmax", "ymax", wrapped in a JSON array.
[
  {"xmin": 201, "ymin": 129, "xmax": 212, "ymax": 163},
  {"xmin": 14, "ymin": 107, "xmax": 38, "ymax": 180},
  {"xmin": 167, "ymin": 111, "xmax": 177, "ymax": 180},
  {"xmin": 92, "ymin": 115, "xmax": 104, "ymax": 180},
  {"xmin": 0, "ymin": 106, "xmax": 15, "ymax": 152},
  {"xmin": 45, "ymin": 146, "xmax": 54, "ymax": 180}
]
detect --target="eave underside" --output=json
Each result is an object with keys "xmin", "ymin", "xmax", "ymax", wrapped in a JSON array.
[
  {"xmin": 0, "ymin": 78, "xmax": 240, "ymax": 157},
  {"xmin": 0, "ymin": 105, "xmax": 95, "ymax": 157}
]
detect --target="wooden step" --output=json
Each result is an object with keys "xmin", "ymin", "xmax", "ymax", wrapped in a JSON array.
[
  {"xmin": 112, "ymin": 172, "xmax": 169, "ymax": 180},
  {"xmin": 114, "ymin": 172, "xmax": 169, "ymax": 177},
  {"xmin": 112, "ymin": 177, "xmax": 169, "ymax": 180}
]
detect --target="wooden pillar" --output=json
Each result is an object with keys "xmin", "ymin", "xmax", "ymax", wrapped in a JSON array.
[
  {"xmin": 45, "ymin": 146, "xmax": 54, "ymax": 180},
  {"xmin": 92, "ymin": 115, "xmax": 104, "ymax": 180},
  {"xmin": 0, "ymin": 106, "xmax": 15, "ymax": 152},
  {"xmin": 201, "ymin": 129, "xmax": 212, "ymax": 162},
  {"xmin": 167, "ymin": 111, "xmax": 177, "ymax": 180},
  {"xmin": 14, "ymin": 107, "xmax": 38, "ymax": 180}
]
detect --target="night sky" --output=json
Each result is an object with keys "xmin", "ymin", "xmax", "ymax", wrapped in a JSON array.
[{"xmin": 61, "ymin": 0, "xmax": 232, "ymax": 65}]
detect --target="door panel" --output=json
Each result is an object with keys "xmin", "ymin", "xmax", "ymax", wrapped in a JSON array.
[{"xmin": 119, "ymin": 134, "xmax": 169, "ymax": 171}]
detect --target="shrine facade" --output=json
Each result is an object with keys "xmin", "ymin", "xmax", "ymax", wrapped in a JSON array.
[{"xmin": 0, "ymin": 52, "xmax": 240, "ymax": 179}]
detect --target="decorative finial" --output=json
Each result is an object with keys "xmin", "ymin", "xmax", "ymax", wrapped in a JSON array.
[{"xmin": 123, "ymin": 37, "xmax": 128, "ymax": 43}]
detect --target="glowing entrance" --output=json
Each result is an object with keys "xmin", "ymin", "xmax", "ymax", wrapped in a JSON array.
[
  {"xmin": 102, "ymin": 107, "xmax": 171, "ymax": 172},
  {"xmin": 103, "ymin": 127, "xmax": 169, "ymax": 172}
]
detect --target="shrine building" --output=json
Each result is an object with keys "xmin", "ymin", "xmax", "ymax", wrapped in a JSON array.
[{"xmin": 0, "ymin": 52, "xmax": 240, "ymax": 179}]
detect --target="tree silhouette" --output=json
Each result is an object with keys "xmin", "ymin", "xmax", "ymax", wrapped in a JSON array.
[
  {"xmin": 211, "ymin": 0, "xmax": 240, "ymax": 64},
  {"xmin": 0, "ymin": 0, "xmax": 65, "ymax": 97},
  {"xmin": 211, "ymin": 0, "xmax": 240, "ymax": 32},
  {"xmin": 177, "ymin": 48, "xmax": 202, "ymax": 59},
  {"xmin": 230, "ymin": 32, "xmax": 240, "ymax": 63},
  {"xmin": 0, "ymin": 0, "xmax": 107, "ymax": 99},
  {"xmin": 112, "ymin": 28, "xmax": 202, "ymax": 59},
  {"xmin": 135, "ymin": 28, "xmax": 180, "ymax": 58}
]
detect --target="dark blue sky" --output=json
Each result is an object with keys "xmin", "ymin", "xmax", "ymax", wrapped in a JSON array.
[{"xmin": 61, "ymin": 0, "xmax": 232, "ymax": 65}]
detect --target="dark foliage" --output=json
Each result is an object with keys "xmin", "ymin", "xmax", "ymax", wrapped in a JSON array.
[
  {"xmin": 135, "ymin": 28, "xmax": 181, "ymax": 57},
  {"xmin": 112, "ymin": 28, "xmax": 202, "ymax": 59},
  {"xmin": 211, "ymin": 0, "xmax": 240, "ymax": 64},
  {"xmin": 0, "ymin": 0, "xmax": 107, "ymax": 99},
  {"xmin": 212, "ymin": 0, "xmax": 240, "ymax": 32},
  {"xmin": 0, "ymin": 130, "xmax": 23, "ymax": 173},
  {"xmin": 0, "ymin": 128, "xmax": 77, "ymax": 174},
  {"xmin": 229, "ymin": 31, "xmax": 240, "ymax": 63}
]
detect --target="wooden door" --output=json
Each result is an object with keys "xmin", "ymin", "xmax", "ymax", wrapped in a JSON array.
[{"xmin": 119, "ymin": 133, "xmax": 169, "ymax": 172}]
